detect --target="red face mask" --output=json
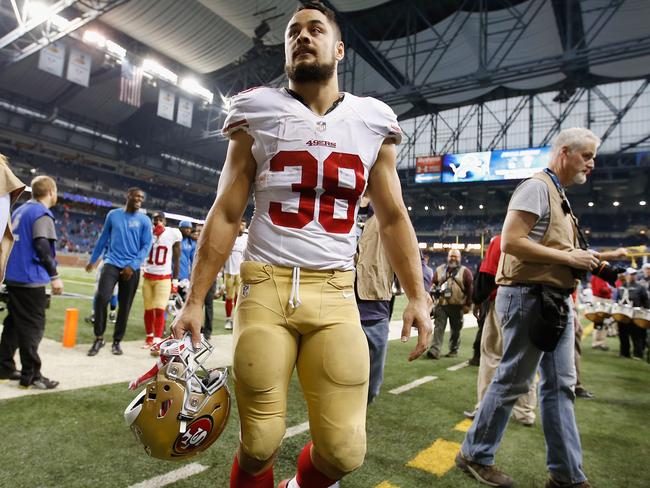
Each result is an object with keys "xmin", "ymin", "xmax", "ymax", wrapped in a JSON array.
[{"xmin": 153, "ymin": 224, "xmax": 165, "ymax": 237}]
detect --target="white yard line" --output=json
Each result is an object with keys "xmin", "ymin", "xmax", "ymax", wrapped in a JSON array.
[
  {"xmin": 389, "ymin": 376, "xmax": 438, "ymax": 395},
  {"xmin": 284, "ymin": 421, "xmax": 310, "ymax": 439},
  {"xmin": 127, "ymin": 463, "xmax": 209, "ymax": 488},
  {"xmin": 447, "ymin": 361, "xmax": 469, "ymax": 372}
]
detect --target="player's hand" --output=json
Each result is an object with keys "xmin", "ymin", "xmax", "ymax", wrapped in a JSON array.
[
  {"xmin": 120, "ymin": 266, "xmax": 135, "ymax": 281},
  {"xmin": 463, "ymin": 305, "xmax": 471, "ymax": 315},
  {"xmin": 606, "ymin": 247, "xmax": 628, "ymax": 260},
  {"xmin": 50, "ymin": 278, "xmax": 64, "ymax": 295},
  {"xmin": 401, "ymin": 294, "xmax": 433, "ymax": 362},
  {"xmin": 85, "ymin": 262, "xmax": 96, "ymax": 273},
  {"xmin": 171, "ymin": 301, "xmax": 203, "ymax": 350},
  {"xmin": 568, "ymin": 249, "xmax": 600, "ymax": 271}
]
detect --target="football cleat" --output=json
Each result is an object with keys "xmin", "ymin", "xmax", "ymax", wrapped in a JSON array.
[{"xmin": 124, "ymin": 334, "xmax": 230, "ymax": 461}]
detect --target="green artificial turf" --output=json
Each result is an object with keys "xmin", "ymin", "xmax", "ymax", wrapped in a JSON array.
[{"xmin": 1, "ymin": 315, "xmax": 648, "ymax": 487}]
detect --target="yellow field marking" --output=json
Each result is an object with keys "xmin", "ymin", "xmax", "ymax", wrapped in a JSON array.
[
  {"xmin": 454, "ymin": 418, "xmax": 473, "ymax": 432},
  {"xmin": 582, "ymin": 323, "xmax": 594, "ymax": 339},
  {"xmin": 407, "ymin": 438, "xmax": 461, "ymax": 477},
  {"xmin": 374, "ymin": 481, "xmax": 400, "ymax": 488}
]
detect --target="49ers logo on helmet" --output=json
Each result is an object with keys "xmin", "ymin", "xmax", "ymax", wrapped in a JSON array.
[{"xmin": 173, "ymin": 417, "xmax": 214, "ymax": 454}]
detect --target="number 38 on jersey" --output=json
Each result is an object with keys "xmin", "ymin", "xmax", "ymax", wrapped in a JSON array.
[{"xmin": 268, "ymin": 150, "xmax": 365, "ymax": 235}]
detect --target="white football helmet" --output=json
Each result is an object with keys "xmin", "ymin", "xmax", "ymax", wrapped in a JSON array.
[{"xmin": 124, "ymin": 335, "xmax": 230, "ymax": 460}]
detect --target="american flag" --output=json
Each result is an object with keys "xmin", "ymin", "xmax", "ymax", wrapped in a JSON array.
[{"xmin": 119, "ymin": 58, "xmax": 143, "ymax": 107}]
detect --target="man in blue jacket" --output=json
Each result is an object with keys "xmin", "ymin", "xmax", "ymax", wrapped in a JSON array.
[
  {"xmin": 0, "ymin": 176, "xmax": 63, "ymax": 389},
  {"xmin": 85, "ymin": 188, "xmax": 152, "ymax": 356}
]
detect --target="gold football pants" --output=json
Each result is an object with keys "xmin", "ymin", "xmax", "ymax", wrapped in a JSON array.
[
  {"xmin": 233, "ymin": 261, "xmax": 369, "ymax": 475},
  {"xmin": 225, "ymin": 273, "xmax": 241, "ymax": 300},
  {"xmin": 142, "ymin": 278, "xmax": 171, "ymax": 310}
]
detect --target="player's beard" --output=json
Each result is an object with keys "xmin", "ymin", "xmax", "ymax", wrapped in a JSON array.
[{"xmin": 285, "ymin": 57, "xmax": 336, "ymax": 83}]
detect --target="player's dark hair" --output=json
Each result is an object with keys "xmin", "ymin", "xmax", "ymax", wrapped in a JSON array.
[
  {"xmin": 295, "ymin": 1, "xmax": 341, "ymax": 40},
  {"xmin": 127, "ymin": 187, "xmax": 144, "ymax": 195}
]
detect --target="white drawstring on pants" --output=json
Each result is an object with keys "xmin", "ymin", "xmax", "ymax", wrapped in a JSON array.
[{"xmin": 288, "ymin": 266, "xmax": 302, "ymax": 309}]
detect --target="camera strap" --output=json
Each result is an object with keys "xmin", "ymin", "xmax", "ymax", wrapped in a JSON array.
[{"xmin": 543, "ymin": 168, "xmax": 589, "ymax": 250}]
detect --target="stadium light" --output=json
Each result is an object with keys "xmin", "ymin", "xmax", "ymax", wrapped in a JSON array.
[
  {"xmin": 180, "ymin": 77, "xmax": 214, "ymax": 104},
  {"xmin": 83, "ymin": 30, "xmax": 106, "ymax": 48},
  {"xmin": 439, "ymin": 205, "xmax": 445, "ymax": 210},
  {"xmin": 26, "ymin": 2, "xmax": 70, "ymax": 29},
  {"xmin": 143, "ymin": 59, "xmax": 178, "ymax": 85},
  {"xmin": 588, "ymin": 201, "xmax": 594, "ymax": 207},
  {"xmin": 407, "ymin": 206, "xmax": 412, "ymax": 211},
  {"xmin": 106, "ymin": 40, "xmax": 126, "ymax": 60},
  {"xmin": 613, "ymin": 201, "xmax": 620, "ymax": 207},
  {"xmin": 458, "ymin": 204, "xmax": 464, "ymax": 210},
  {"xmin": 479, "ymin": 204, "xmax": 484, "ymax": 209},
  {"xmin": 640, "ymin": 200, "xmax": 647, "ymax": 206},
  {"xmin": 424, "ymin": 205, "xmax": 429, "ymax": 211}
]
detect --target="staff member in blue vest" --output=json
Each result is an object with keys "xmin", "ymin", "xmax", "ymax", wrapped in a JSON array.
[
  {"xmin": 0, "ymin": 176, "xmax": 62, "ymax": 389},
  {"xmin": 85, "ymin": 188, "xmax": 152, "ymax": 356},
  {"xmin": 177, "ymin": 220, "xmax": 195, "ymax": 299}
]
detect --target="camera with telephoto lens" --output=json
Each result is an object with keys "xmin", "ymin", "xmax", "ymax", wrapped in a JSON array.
[
  {"xmin": 573, "ymin": 260, "xmax": 623, "ymax": 287},
  {"xmin": 430, "ymin": 283, "xmax": 453, "ymax": 300}
]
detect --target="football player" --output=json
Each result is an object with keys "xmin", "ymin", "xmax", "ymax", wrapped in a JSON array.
[
  {"xmin": 142, "ymin": 211, "xmax": 182, "ymax": 349},
  {"xmin": 172, "ymin": 3, "xmax": 432, "ymax": 488},
  {"xmin": 223, "ymin": 220, "xmax": 248, "ymax": 330}
]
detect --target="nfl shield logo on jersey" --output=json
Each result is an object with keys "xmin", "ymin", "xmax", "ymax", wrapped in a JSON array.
[
  {"xmin": 316, "ymin": 121, "xmax": 326, "ymax": 132},
  {"xmin": 242, "ymin": 284, "xmax": 250, "ymax": 298}
]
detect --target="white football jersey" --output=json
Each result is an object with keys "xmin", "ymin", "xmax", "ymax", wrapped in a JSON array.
[
  {"xmin": 222, "ymin": 87, "xmax": 401, "ymax": 270},
  {"xmin": 224, "ymin": 233, "xmax": 248, "ymax": 275},
  {"xmin": 144, "ymin": 227, "xmax": 183, "ymax": 276}
]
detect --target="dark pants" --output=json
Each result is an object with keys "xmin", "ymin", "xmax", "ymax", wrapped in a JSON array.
[
  {"xmin": 203, "ymin": 281, "xmax": 217, "ymax": 336},
  {"xmin": 619, "ymin": 322, "xmax": 647, "ymax": 358},
  {"xmin": 0, "ymin": 285, "xmax": 48, "ymax": 384},
  {"xmin": 93, "ymin": 264, "xmax": 140, "ymax": 342},
  {"xmin": 429, "ymin": 304, "xmax": 464, "ymax": 355},
  {"xmin": 472, "ymin": 301, "xmax": 488, "ymax": 360}
]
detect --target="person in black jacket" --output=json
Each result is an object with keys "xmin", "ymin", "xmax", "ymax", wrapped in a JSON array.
[{"xmin": 616, "ymin": 268, "xmax": 649, "ymax": 359}]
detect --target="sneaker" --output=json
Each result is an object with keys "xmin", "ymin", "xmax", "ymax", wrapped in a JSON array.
[
  {"xmin": 141, "ymin": 336, "xmax": 154, "ymax": 349},
  {"xmin": 111, "ymin": 342, "xmax": 123, "ymax": 355},
  {"xmin": 445, "ymin": 351, "xmax": 458, "ymax": 358},
  {"xmin": 455, "ymin": 452, "xmax": 514, "ymax": 487},
  {"xmin": 426, "ymin": 350, "xmax": 440, "ymax": 360},
  {"xmin": 84, "ymin": 315, "xmax": 95, "ymax": 325},
  {"xmin": 277, "ymin": 480, "xmax": 290, "ymax": 488},
  {"xmin": 514, "ymin": 417, "xmax": 534, "ymax": 427},
  {"xmin": 21, "ymin": 376, "xmax": 59, "ymax": 390},
  {"xmin": 575, "ymin": 388, "xmax": 595, "ymax": 399},
  {"xmin": 592, "ymin": 344, "xmax": 609, "ymax": 351},
  {"xmin": 224, "ymin": 318, "xmax": 233, "ymax": 330},
  {"xmin": 463, "ymin": 408, "xmax": 478, "ymax": 419},
  {"xmin": 87, "ymin": 338, "xmax": 105, "ymax": 356},
  {"xmin": 545, "ymin": 476, "xmax": 592, "ymax": 488},
  {"xmin": 108, "ymin": 311, "xmax": 117, "ymax": 323},
  {"xmin": 0, "ymin": 369, "xmax": 21, "ymax": 381},
  {"xmin": 468, "ymin": 355, "xmax": 480, "ymax": 366}
]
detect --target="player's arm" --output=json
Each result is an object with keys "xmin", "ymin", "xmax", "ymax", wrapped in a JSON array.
[
  {"xmin": 171, "ymin": 241, "xmax": 181, "ymax": 280},
  {"xmin": 86, "ymin": 213, "xmax": 112, "ymax": 271},
  {"xmin": 173, "ymin": 130, "xmax": 256, "ymax": 347},
  {"xmin": 366, "ymin": 142, "xmax": 432, "ymax": 361}
]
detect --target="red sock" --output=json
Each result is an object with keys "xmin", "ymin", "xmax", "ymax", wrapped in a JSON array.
[
  {"xmin": 233, "ymin": 294, "xmax": 238, "ymax": 307},
  {"xmin": 296, "ymin": 442, "xmax": 337, "ymax": 488},
  {"xmin": 230, "ymin": 455, "xmax": 274, "ymax": 488},
  {"xmin": 226, "ymin": 298, "xmax": 233, "ymax": 318},
  {"xmin": 144, "ymin": 309, "xmax": 154, "ymax": 336},
  {"xmin": 153, "ymin": 308, "xmax": 166, "ymax": 338}
]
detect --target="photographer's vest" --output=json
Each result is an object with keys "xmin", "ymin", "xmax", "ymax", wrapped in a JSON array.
[
  {"xmin": 435, "ymin": 264, "xmax": 467, "ymax": 305},
  {"xmin": 356, "ymin": 215, "xmax": 394, "ymax": 301},
  {"xmin": 496, "ymin": 171, "xmax": 578, "ymax": 289}
]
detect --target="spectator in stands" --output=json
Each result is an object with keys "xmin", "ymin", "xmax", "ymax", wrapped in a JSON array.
[
  {"xmin": 615, "ymin": 267, "xmax": 649, "ymax": 359},
  {"xmin": 0, "ymin": 176, "xmax": 62, "ymax": 389},
  {"xmin": 192, "ymin": 223, "xmax": 216, "ymax": 340},
  {"xmin": 0, "ymin": 154, "xmax": 25, "ymax": 282},
  {"xmin": 427, "ymin": 249, "xmax": 473, "ymax": 359},
  {"xmin": 463, "ymin": 235, "xmax": 537, "ymax": 426},
  {"xmin": 456, "ymin": 127, "xmax": 601, "ymax": 488},
  {"xmin": 85, "ymin": 188, "xmax": 152, "ymax": 356}
]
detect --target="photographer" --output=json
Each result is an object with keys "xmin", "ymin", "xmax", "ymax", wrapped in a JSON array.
[
  {"xmin": 456, "ymin": 128, "xmax": 601, "ymax": 488},
  {"xmin": 615, "ymin": 268, "xmax": 649, "ymax": 359},
  {"xmin": 426, "ymin": 249, "xmax": 473, "ymax": 359}
]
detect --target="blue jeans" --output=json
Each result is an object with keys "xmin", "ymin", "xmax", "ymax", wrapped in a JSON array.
[
  {"xmin": 361, "ymin": 318, "xmax": 390, "ymax": 404},
  {"xmin": 461, "ymin": 285, "xmax": 586, "ymax": 484}
]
